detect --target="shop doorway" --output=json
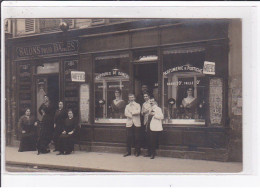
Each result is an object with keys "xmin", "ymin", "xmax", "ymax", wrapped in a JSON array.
[
  {"xmin": 134, "ymin": 62, "xmax": 158, "ymax": 100},
  {"xmin": 36, "ymin": 75, "xmax": 59, "ymax": 120}
]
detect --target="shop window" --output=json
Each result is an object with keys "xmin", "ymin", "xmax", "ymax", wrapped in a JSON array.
[
  {"xmin": 162, "ymin": 47, "xmax": 207, "ymax": 125},
  {"xmin": 94, "ymin": 53, "xmax": 130, "ymax": 123}
]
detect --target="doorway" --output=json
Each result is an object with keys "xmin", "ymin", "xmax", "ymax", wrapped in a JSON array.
[
  {"xmin": 36, "ymin": 75, "xmax": 59, "ymax": 120},
  {"xmin": 134, "ymin": 62, "xmax": 158, "ymax": 99}
]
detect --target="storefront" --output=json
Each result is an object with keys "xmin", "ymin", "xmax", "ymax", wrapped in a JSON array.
[
  {"xmin": 9, "ymin": 37, "xmax": 80, "ymax": 140},
  {"xmin": 7, "ymin": 19, "xmax": 238, "ymax": 161}
]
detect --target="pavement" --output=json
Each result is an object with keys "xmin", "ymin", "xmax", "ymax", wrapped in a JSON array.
[{"xmin": 5, "ymin": 146, "xmax": 242, "ymax": 173}]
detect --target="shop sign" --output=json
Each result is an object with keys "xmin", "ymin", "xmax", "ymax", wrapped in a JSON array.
[
  {"xmin": 108, "ymin": 85, "xmax": 125, "ymax": 88},
  {"xmin": 16, "ymin": 40, "xmax": 78, "ymax": 58},
  {"xmin": 167, "ymin": 79, "xmax": 201, "ymax": 86},
  {"xmin": 163, "ymin": 65, "xmax": 203, "ymax": 76},
  {"xmin": 203, "ymin": 61, "xmax": 215, "ymax": 75},
  {"xmin": 95, "ymin": 71, "xmax": 129, "ymax": 80},
  {"xmin": 71, "ymin": 71, "xmax": 85, "ymax": 82}
]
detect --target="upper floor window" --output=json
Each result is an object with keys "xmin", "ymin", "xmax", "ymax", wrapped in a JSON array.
[
  {"xmin": 39, "ymin": 19, "xmax": 74, "ymax": 33},
  {"xmin": 15, "ymin": 19, "xmax": 75, "ymax": 36}
]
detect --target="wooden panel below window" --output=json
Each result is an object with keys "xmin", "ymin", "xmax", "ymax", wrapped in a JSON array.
[
  {"xmin": 183, "ymin": 131, "xmax": 206, "ymax": 147},
  {"xmin": 159, "ymin": 129, "xmax": 183, "ymax": 146},
  {"xmin": 206, "ymin": 132, "xmax": 227, "ymax": 148},
  {"xmin": 93, "ymin": 127, "xmax": 126, "ymax": 143}
]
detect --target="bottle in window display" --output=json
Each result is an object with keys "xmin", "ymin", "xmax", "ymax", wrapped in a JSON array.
[
  {"xmin": 181, "ymin": 87, "xmax": 198, "ymax": 119},
  {"xmin": 110, "ymin": 88, "xmax": 126, "ymax": 118}
]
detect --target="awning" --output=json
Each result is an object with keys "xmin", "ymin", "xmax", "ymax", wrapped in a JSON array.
[
  {"xmin": 163, "ymin": 47, "xmax": 205, "ymax": 55},
  {"xmin": 95, "ymin": 53, "xmax": 129, "ymax": 60}
]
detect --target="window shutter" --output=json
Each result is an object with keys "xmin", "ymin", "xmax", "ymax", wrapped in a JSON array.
[
  {"xmin": 5, "ymin": 19, "xmax": 12, "ymax": 34},
  {"xmin": 25, "ymin": 19, "xmax": 36, "ymax": 33}
]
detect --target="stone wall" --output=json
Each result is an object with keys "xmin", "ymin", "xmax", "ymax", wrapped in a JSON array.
[{"xmin": 228, "ymin": 19, "xmax": 243, "ymax": 162}]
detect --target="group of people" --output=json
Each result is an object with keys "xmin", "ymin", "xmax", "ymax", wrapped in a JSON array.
[
  {"xmin": 18, "ymin": 95, "xmax": 78, "ymax": 155},
  {"xmin": 123, "ymin": 84, "xmax": 164, "ymax": 159},
  {"xmin": 18, "ymin": 84, "xmax": 164, "ymax": 159}
]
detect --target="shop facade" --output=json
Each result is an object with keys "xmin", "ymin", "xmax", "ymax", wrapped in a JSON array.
[{"xmin": 5, "ymin": 19, "xmax": 242, "ymax": 162}]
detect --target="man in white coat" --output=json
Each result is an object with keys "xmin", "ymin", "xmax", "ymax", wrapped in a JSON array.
[
  {"xmin": 146, "ymin": 97, "xmax": 164, "ymax": 159},
  {"xmin": 123, "ymin": 93, "xmax": 141, "ymax": 157}
]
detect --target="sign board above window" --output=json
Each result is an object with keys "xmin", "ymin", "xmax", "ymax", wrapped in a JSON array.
[{"xmin": 16, "ymin": 40, "xmax": 79, "ymax": 58}]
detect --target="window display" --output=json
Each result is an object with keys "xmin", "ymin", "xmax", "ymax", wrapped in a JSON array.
[
  {"xmin": 162, "ymin": 47, "xmax": 207, "ymax": 125},
  {"xmin": 94, "ymin": 53, "xmax": 129, "ymax": 123}
]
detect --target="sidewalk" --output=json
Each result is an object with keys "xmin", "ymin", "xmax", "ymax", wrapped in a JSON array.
[{"xmin": 5, "ymin": 146, "xmax": 242, "ymax": 173}]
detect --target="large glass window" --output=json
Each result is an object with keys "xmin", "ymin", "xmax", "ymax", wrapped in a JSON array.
[
  {"xmin": 162, "ymin": 47, "xmax": 207, "ymax": 125},
  {"xmin": 94, "ymin": 53, "xmax": 129, "ymax": 123}
]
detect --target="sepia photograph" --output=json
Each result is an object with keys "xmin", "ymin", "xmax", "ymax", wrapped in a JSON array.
[{"xmin": 3, "ymin": 16, "xmax": 243, "ymax": 173}]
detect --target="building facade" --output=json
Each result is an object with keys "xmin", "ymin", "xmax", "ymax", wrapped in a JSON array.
[{"xmin": 5, "ymin": 18, "xmax": 242, "ymax": 162}]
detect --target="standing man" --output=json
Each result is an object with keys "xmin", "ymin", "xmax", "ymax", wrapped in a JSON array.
[
  {"xmin": 146, "ymin": 97, "xmax": 164, "ymax": 159},
  {"xmin": 124, "ymin": 93, "xmax": 141, "ymax": 157},
  {"xmin": 136, "ymin": 84, "xmax": 149, "ymax": 106},
  {"xmin": 136, "ymin": 84, "xmax": 149, "ymax": 149},
  {"xmin": 141, "ymin": 92, "xmax": 152, "ymax": 152}
]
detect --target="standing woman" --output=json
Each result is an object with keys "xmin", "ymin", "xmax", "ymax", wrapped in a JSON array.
[
  {"xmin": 38, "ymin": 95, "xmax": 55, "ymax": 148},
  {"xmin": 53, "ymin": 101, "xmax": 67, "ymax": 151},
  {"xmin": 37, "ymin": 108, "xmax": 51, "ymax": 154},
  {"xmin": 57, "ymin": 109, "xmax": 78, "ymax": 155},
  {"xmin": 18, "ymin": 108, "xmax": 38, "ymax": 152}
]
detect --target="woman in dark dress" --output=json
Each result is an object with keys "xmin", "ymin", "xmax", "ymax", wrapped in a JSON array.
[
  {"xmin": 57, "ymin": 110, "xmax": 78, "ymax": 155},
  {"xmin": 37, "ymin": 108, "xmax": 52, "ymax": 154},
  {"xmin": 37, "ymin": 95, "xmax": 54, "ymax": 153},
  {"xmin": 53, "ymin": 101, "xmax": 67, "ymax": 151},
  {"xmin": 18, "ymin": 108, "xmax": 38, "ymax": 152}
]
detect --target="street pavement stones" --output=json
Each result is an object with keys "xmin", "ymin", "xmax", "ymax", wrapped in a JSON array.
[{"xmin": 5, "ymin": 146, "xmax": 242, "ymax": 173}]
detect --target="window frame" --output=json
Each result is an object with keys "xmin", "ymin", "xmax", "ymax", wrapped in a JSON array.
[
  {"xmin": 161, "ymin": 46, "xmax": 208, "ymax": 126},
  {"xmin": 162, "ymin": 72, "xmax": 207, "ymax": 125},
  {"xmin": 93, "ymin": 52, "xmax": 131, "ymax": 124}
]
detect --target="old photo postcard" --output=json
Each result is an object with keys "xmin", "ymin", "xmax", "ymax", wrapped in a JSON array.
[{"xmin": 1, "ymin": 1, "xmax": 259, "ymax": 187}]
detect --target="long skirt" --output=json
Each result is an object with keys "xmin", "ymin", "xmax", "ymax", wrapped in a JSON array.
[
  {"xmin": 57, "ymin": 134, "xmax": 75, "ymax": 153},
  {"xmin": 36, "ymin": 122, "xmax": 52, "ymax": 153},
  {"xmin": 53, "ymin": 126, "xmax": 63, "ymax": 150},
  {"xmin": 19, "ymin": 132, "xmax": 37, "ymax": 152}
]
